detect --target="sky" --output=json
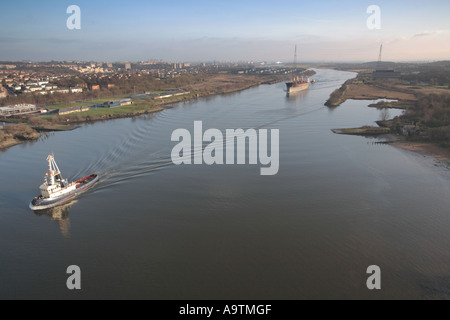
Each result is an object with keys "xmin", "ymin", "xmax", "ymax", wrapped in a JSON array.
[{"xmin": 1, "ymin": 0, "xmax": 449, "ymax": 62}]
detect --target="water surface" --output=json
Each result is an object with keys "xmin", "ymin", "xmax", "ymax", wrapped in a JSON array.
[{"xmin": 1, "ymin": 69, "xmax": 449, "ymax": 299}]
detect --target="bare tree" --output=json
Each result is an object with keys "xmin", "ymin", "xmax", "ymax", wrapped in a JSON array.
[{"xmin": 380, "ymin": 108, "xmax": 390, "ymax": 121}]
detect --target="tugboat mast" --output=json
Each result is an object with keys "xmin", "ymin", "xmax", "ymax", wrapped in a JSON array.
[{"xmin": 47, "ymin": 154, "xmax": 62, "ymax": 185}]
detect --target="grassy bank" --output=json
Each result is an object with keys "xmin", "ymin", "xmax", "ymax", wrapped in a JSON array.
[
  {"xmin": 326, "ymin": 69, "xmax": 450, "ymax": 164},
  {"xmin": 0, "ymin": 123, "xmax": 41, "ymax": 151},
  {"xmin": 1, "ymin": 73, "xmax": 286, "ymax": 150},
  {"xmin": 331, "ymin": 126, "xmax": 391, "ymax": 135},
  {"xmin": 37, "ymin": 73, "xmax": 286, "ymax": 124},
  {"xmin": 325, "ymin": 75, "xmax": 417, "ymax": 108}
]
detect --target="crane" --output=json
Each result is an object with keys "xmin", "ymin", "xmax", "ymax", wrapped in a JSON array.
[
  {"xmin": 377, "ymin": 44, "xmax": 383, "ymax": 68},
  {"xmin": 294, "ymin": 44, "xmax": 297, "ymax": 67}
]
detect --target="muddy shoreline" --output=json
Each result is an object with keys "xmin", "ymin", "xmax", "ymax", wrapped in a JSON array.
[{"xmin": 390, "ymin": 139, "xmax": 450, "ymax": 165}]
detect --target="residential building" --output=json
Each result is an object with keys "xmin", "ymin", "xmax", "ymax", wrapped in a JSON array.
[
  {"xmin": 0, "ymin": 86, "xmax": 7, "ymax": 98},
  {"xmin": 70, "ymin": 87, "xmax": 83, "ymax": 93}
]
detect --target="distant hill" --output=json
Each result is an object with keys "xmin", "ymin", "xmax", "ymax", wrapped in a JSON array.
[
  {"xmin": 426, "ymin": 61, "xmax": 450, "ymax": 67},
  {"xmin": 317, "ymin": 61, "xmax": 450, "ymax": 73}
]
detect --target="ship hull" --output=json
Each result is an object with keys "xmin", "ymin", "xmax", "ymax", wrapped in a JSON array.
[
  {"xmin": 286, "ymin": 82, "xmax": 309, "ymax": 95},
  {"xmin": 29, "ymin": 174, "xmax": 98, "ymax": 210}
]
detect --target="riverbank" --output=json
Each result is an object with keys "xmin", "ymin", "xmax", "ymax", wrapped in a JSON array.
[
  {"xmin": 45, "ymin": 73, "xmax": 288, "ymax": 124},
  {"xmin": 332, "ymin": 126, "xmax": 391, "ymax": 135},
  {"xmin": 332, "ymin": 126, "xmax": 450, "ymax": 166},
  {"xmin": 0, "ymin": 72, "xmax": 293, "ymax": 151},
  {"xmin": 326, "ymin": 70, "xmax": 450, "ymax": 167},
  {"xmin": 391, "ymin": 139, "xmax": 450, "ymax": 165},
  {"xmin": 0, "ymin": 123, "xmax": 41, "ymax": 151},
  {"xmin": 325, "ymin": 79, "xmax": 416, "ymax": 108},
  {"xmin": 0, "ymin": 138, "xmax": 25, "ymax": 150}
]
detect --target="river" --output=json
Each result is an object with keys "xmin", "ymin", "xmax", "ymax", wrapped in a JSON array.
[{"xmin": 1, "ymin": 69, "xmax": 450, "ymax": 299}]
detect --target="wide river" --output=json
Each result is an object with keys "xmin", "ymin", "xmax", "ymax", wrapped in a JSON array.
[{"xmin": 1, "ymin": 69, "xmax": 449, "ymax": 299}]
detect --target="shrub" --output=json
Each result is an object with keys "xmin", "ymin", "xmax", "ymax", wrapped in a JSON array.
[{"xmin": 429, "ymin": 126, "xmax": 450, "ymax": 142}]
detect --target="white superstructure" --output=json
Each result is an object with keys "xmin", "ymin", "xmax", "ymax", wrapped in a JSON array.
[{"xmin": 39, "ymin": 155, "xmax": 76, "ymax": 199}]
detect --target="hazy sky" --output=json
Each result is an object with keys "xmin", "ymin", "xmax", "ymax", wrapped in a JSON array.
[{"xmin": 1, "ymin": 0, "xmax": 449, "ymax": 62}]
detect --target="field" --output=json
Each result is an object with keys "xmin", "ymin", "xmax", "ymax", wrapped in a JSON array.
[
  {"xmin": 183, "ymin": 74, "xmax": 284, "ymax": 94},
  {"xmin": 45, "ymin": 96, "xmax": 131, "ymax": 110},
  {"xmin": 343, "ymin": 83, "xmax": 416, "ymax": 102}
]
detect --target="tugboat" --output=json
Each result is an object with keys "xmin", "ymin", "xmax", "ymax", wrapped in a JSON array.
[{"xmin": 29, "ymin": 154, "xmax": 98, "ymax": 211}]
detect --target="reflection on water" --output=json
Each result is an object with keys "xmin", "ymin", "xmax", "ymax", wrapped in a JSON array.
[
  {"xmin": 33, "ymin": 200, "xmax": 77, "ymax": 238},
  {"xmin": 285, "ymin": 88, "xmax": 310, "ymax": 103}
]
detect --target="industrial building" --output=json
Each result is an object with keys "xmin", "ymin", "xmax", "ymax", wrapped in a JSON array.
[
  {"xmin": 58, "ymin": 106, "xmax": 91, "ymax": 115},
  {"xmin": 372, "ymin": 44, "xmax": 401, "ymax": 80},
  {"xmin": 103, "ymin": 99, "xmax": 132, "ymax": 108},
  {"xmin": 373, "ymin": 69, "xmax": 401, "ymax": 80},
  {"xmin": 155, "ymin": 90, "xmax": 190, "ymax": 99},
  {"xmin": 0, "ymin": 104, "xmax": 37, "ymax": 116},
  {"xmin": 131, "ymin": 90, "xmax": 190, "ymax": 100}
]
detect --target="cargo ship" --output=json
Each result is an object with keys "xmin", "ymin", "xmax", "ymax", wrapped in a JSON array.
[
  {"xmin": 285, "ymin": 44, "xmax": 310, "ymax": 95},
  {"xmin": 29, "ymin": 154, "xmax": 98, "ymax": 211},
  {"xmin": 286, "ymin": 76, "xmax": 310, "ymax": 95}
]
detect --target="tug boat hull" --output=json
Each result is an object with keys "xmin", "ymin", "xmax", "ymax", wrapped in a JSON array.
[{"xmin": 30, "ymin": 174, "xmax": 98, "ymax": 211}]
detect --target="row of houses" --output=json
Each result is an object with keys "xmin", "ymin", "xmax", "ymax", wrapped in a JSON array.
[
  {"xmin": 6, "ymin": 80, "xmax": 85, "ymax": 95},
  {"xmin": 57, "ymin": 99, "xmax": 132, "ymax": 116},
  {"xmin": 23, "ymin": 86, "xmax": 84, "ymax": 95}
]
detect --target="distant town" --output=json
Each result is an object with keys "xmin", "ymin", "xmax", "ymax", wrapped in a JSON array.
[
  {"xmin": 0, "ymin": 59, "xmax": 307, "ymax": 149},
  {"xmin": 0, "ymin": 60, "xmax": 291, "ymax": 99},
  {"xmin": 0, "ymin": 59, "xmax": 306, "ymax": 123},
  {"xmin": 1, "ymin": 58, "xmax": 449, "ymax": 155}
]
